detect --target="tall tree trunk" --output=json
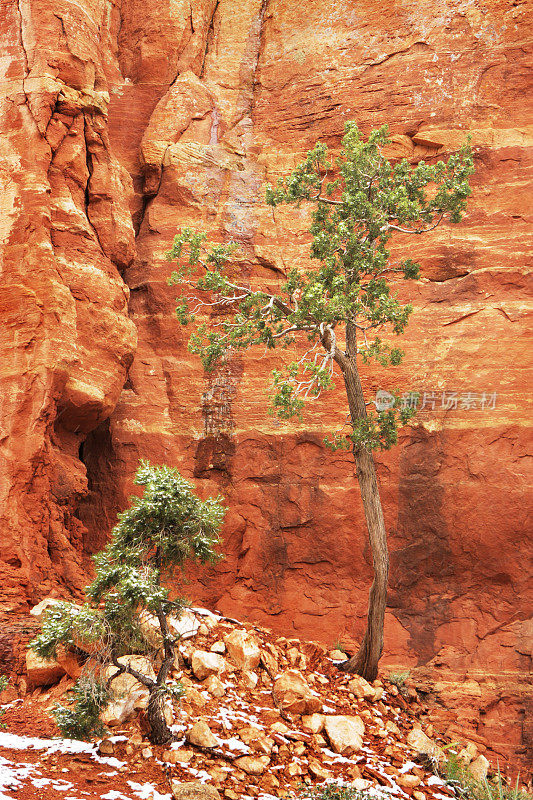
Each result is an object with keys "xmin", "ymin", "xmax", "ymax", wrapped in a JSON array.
[{"xmin": 336, "ymin": 325, "xmax": 389, "ymax": 682}]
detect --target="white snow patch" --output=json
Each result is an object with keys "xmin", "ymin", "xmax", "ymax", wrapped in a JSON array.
[
  {"xmin": 224, "ymin": 737, "xmax": 250, "ymax": 753},
  {"xmin": 0, "ymin": 731, "xmax": 125, "ymax": 769},
  {"xmin": 428, "ymin": 775, "xmax": 448, "ymax": 786},
  {"xmin": 400, "ymin": 761, "xmax": 419, "ymax": 773},
  {"xmin": 128, "ymin": 780, "xmax": 171, "ymax": 800},
  {"xmin": 0, "ymin": 755, "xmax": 39, "ymax": 800},
  {"xmin": 187, "ymin": 767, "xmax": 213, "ymax": 782}
]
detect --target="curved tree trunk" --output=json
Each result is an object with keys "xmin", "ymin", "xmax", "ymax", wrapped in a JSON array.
[
  {"xmin": 146, "ymin": 685, "xmax": 173, "ymax": 745},
  {"xmin": 335, "ymin": 324, "xmax": 389, "ymax": 682},
  {"xmin": 146, "ymin": 563, "xmax": 175, "ymax": 745}
]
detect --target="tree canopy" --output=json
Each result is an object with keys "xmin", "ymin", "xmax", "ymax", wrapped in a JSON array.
[
  {"xmin": 166, "ymin": 123, "xmax": 473, "ymax": 450},
  {"xmin": 166, "ymin": 122, "xmax": 474, "ymax": 679},
  {"xmin": 32, "ymin": 462, "xmax": 225, "ymax": 742}
]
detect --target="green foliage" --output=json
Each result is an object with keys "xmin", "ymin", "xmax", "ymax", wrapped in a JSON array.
[
  {"xmin": 31, "ymin": 461, "xmax": 225, "ymax": 740},
  {"xmin": 387, "ymin": 670, "xmax": 410, "ymax": 689},
  {"xmin": 331, "ymin": 640, "xmax": 348, "ymax": 655},
  {"xmin": 166, "ymin": 122, "xmax": 474, "ymax": 453},
  {"xmin": 294, "ymin": 784, "xmax": 369, "ymax": 799},
  {"xmin": 54, "ymin": 676, "xmax": 108, "ymax": 740},
  {"xmin": 0, "ymin": 676, "xmax": 9, "ymax": 730},
  {"xmin": 31, "ymin": 603, "xmax": 107, "ymax": 661},
  {"xmin": 164, "ymin": 680, "xmax": 185, "ymax": 701},
  {"xmin": 441, "ymin": 756, "xmax": 531, "ymax": 800}
]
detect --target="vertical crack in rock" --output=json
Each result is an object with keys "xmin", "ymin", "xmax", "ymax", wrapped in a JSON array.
[
  {"xmin": 15, "ymin": 0, "xmax": 39, "ymax": 132},
  {"xmin": 200, "ymin": 1, "xmax": 220, "ymax": 78},
  {"xmin": 82, "ymin": 115, "xmax": 105, "ymax": 254}
]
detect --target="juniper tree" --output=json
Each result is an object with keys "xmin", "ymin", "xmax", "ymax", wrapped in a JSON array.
[
  {"xmin": 32, "ymin": 461, "xmax": 225, "ymax": 744},
  {"xmin": 166, "ymin": 123, "xmax": 474, "ymax": 681}
]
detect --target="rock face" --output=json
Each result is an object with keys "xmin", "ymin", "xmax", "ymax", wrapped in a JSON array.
[{"xmin": 1, "ymin": 0, "xmax": 531, "ymax": 765}]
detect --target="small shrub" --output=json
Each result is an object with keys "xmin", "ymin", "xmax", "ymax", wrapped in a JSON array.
[
  {"xmin": 53, "ymin": 676, "xmax": 109, "ymax": 740},
  {"xmin": 295, "ymin": 785, "xmax": 368, "ymax": 799},
  {"xmin": 331, "ymin": 641, "xmax": 348, "ymax": 655},
  {"xmin": 31, "ymin": 461, "xmax": 225, "ymax": 744},
  {"xmin": 441, "ymin": 756, "xmax": 532, "ymax": 800},
  {"xmin": 0, "ymin": 676, "xmax": 9, "ymax": 730},
  {"xmin": 388, "ymin": 670, "xmax": 410, "ymax": 689}
]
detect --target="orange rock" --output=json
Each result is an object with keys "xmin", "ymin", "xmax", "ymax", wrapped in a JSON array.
[
  {"xmin": 1, "ymin": 0, "xmax": 531, "ymax": 770},
  {"xmin": 25, "ymin": 649, "xmax": 65, "ymax": 689},
  {"xmin": 273, "ymin": 669, "xmax": 322, "ymax": 715}
]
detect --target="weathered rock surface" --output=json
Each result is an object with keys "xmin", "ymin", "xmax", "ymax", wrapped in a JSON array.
[
  {"xmin": 1, "ymin": 0, "xmax": 532, "ymax": 766},
  {"xmin": 106, "ymin": 655, "xmax": 155, "ymax": 699},
  {"xmin": 223, "ymin": 629, "xmax": 261, "ymax": 672},
  {"xmin": 324, "ymin": 715, "xmax": 365, "ymax": 754},
  {"xmin": 191, "ymin": 651, "xmax": 227, "ymax": 681},
  {"xmin": 25, "ymin": 649, "xmax": 65, "ymax": 688},
  {"xmin": 273, "ymin": 668, "xmax": 322, "ymax": 715},
  {"xmin": 5, "ymin": 610, "xmax": 531, "ymax": 794},
  {"xmin": 407, "ymin": 727, "xmax": 445, "ymax": 765},
  {"xmin": 171, "ymin": 782, "xmax": 221, "ymax": 800},
  {"xmin": 186, "ymin": 720, "xmax": 218, "ymax": 749}
]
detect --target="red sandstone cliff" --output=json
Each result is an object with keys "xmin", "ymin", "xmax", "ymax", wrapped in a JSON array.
[{"xmin": 1, "ymin": 0, "xmax": 531, "ymax": 763}]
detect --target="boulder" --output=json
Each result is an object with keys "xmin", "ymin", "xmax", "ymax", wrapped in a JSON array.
[
  {"xmin": 223, "ymin": 629, "xmax": 261, "ymax": 671},
  {"xmin": 398, "ymin": 774, "xmax": 422, "ymax": 788},
  {"xmin": 101, "ymin": 697, "xmax": 137, "ymax": 727},
  {"xmin": 56, "ymin": 644, "xmax": 83, "ymax": 679},
  {"xmin": 204, "ymin": 674, "xmax": 225, "ymax": 698},
  {"xmin": 191, "ymin": 651, "xmax": 226, "ymax": 681},
  {"xmin": 171, "ymin": 781, "xmax": 221, "ymax": 800},
  {"xmin": 184, "ymin": 687, "xmax": 206, "ymax": 707},
  {"xmin": 233, "ymin": 755, "xmax": 270, "ymax": 775},
  {"xmin": 240, "ymin": 670, "xmax": 258, "ymax": 689},
  {"xmin": 469, "ymin": 754, "xmax": 490, "ymax": 782},
  {"xmin": 458, "ymin": 741, "xmax": 479, "ymax": 765},
  {"xmin": 347, "ymin": 675, "xmax": 376, "ymax": 700},
  {"xmin": 26, "ymin": 649, "xmax": 65, "ymax": 688},
  {"xmin": 272, "ymin": 669, "xmax": 322, "ymax": 715},
  {"xmin": 308, "ymin": 759, "xmax": 332, "ymax": 780},
  {"xmin": 237, "ymin": 726, "xmax": 274, "ymax": 754},
  {"xmin": 138, "ymin": 612, "xmax": 163, "ymax": 650},
  {"xmin": 169, "ymin": 610, "xmax": 201, "ymax": 640},
  {"xmin": 260, "ymin": 645, "xmax": 278, "ymax": 676},
  {"xmin": 324, "ymin": 715, "xmax": 365, "ymax": 754},
  {"xmin": 97, "ymin": 738, "xmax": 115, "ymax": 755},
  {"xmin": 302, "ymin": 713, "xmax": 325, "ymax": 733},
  {"xmin": 163, "ymin": 749, "xmax": 195, "ymax": 764},
  {"xmin": 186, "ymin": 720, "xmax": 218, "ymax": 748},
  {"xmin": 406, "ymin": 728, "xmax": 445, "ymax": 764}
]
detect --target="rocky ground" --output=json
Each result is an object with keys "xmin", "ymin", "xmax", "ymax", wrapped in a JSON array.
[{"xmin": 0, "ymin": 607, "xmax": 528, "ymax": 800}]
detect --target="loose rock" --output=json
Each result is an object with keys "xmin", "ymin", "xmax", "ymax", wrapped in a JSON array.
[
  {"xmin": 171, "ymin": 781, "xmax": 221, "ymax": 800},
  {"xmin": 186, "ymin": 720, "xmax": 218, "ymax": 748},
  {"xmin": 273, "ymin": 669, "xmax": 322, "ymax": 715},
  {"xmin": 324, "ymin": 715, "xmax": 365, "ymax": 754},
  {"xmin": 191, "ymin": 651, "xmax": 227, "ymax": 681},
  {"xmin": 224, "ymin": 629, "xmax": 261, "ymax": 671}
]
